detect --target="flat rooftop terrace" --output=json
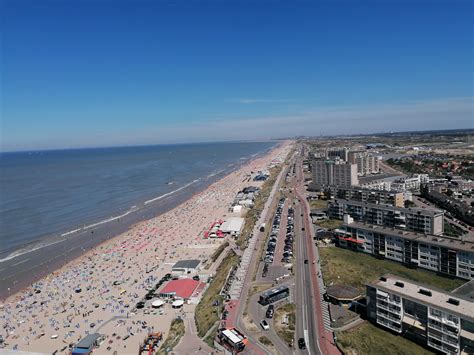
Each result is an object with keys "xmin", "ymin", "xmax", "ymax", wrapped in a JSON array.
[
  {"xmin": 341, "ymin": 222, "xmax": 474, "ymax": 252},
  {"xmin": 368, "ymin": 275, "xmax": 474, "ymax": 321},
  {"xmin": 332, "ymin": 198, "xmax": 444, "ymax": 216}
]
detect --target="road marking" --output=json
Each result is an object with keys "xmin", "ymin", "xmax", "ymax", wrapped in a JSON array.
[{"xmin": 304, "ymin": 329, "xmax": 311, "ymax": 355}]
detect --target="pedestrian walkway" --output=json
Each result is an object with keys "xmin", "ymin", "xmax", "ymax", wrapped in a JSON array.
[
  {"xmin": 228, "ymin": 231, "xmax": 258, "ymax": 299},
  {"xmin": 173, "ymin": 313, "xmax": 214, "ymax": 355},
  {"xmin": 316, "ymin": 265, "xmax": 332, "ymax": 331}
]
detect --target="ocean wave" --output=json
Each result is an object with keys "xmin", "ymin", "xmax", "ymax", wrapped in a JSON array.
[
  {"xmin": 144, "ymin": 179, "xmax": 199, "ymax": 205},
  {"xmin": 207, "ymin": 169, "xmax": 226, "ymax": 178},
  {"xmin": 0, "ymin": 180, "xmax": 202, "ymax": 263},
  {"xmin": 0, "ymin": 237, "xmax": 67, "ymax": 263},
  {"xmin": 0, "ymin": 207, "xmax": 139, "ymax": 263}
]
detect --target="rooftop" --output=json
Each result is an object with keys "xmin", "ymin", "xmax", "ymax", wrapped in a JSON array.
[
  {"xmin": 220, "ymin": 217, "xmax": 245, "ymax": 233},
  {"xmin": 172, "ymin": 259, "xmax": 200, "ymax": 270},
  {"xmin": 368, "ymin": 275, "xmax": 474, "ymax": 321},
  {"xmin": 326, "ymin": 284, "xmax": 362, "ymax": 301},
  {"xmin": 159, "ymin": 279, "xmax": 202, "ymax": 299},
  {"xmin": 75, "ymin": 333, "xmax": 101, "ymax": 349},
  {"xmin": 341, "ymin": 222, "xmax": 474, "ymax": 252},
  {"xmin": 451, "ymin": 280, "xmax": 474, "ymax": 302}
]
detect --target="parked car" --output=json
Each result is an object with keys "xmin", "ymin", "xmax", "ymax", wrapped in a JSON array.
[
  {"xmin": 260, "ymin": 319, "xmax": 270, "ymax": 330},
  {"xmin": 266, "ymin": 305, "xmax": 274, "ymax": 318}
]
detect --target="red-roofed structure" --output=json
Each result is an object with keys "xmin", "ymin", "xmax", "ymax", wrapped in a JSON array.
[{"xmin": 159, "ymin": 279, "xmax": 204, "ymax": 300}]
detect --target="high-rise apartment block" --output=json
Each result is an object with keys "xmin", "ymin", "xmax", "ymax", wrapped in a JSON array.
[
  {"xmin": 328, "ymin": 199, "xmax": 444, "ymax": 235},
  {"xmin": 325, "ymin": 147, "xmax": 349, "ymax": 162},
  {"xmin": 367, "ymin": 275, "xmax": 474, "ymax": 354},
  {"xmin": 348, "ymin": 151, "xmax": 380, "ymax": 176}
]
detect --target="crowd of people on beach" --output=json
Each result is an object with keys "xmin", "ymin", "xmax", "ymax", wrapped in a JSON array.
[{"xmin": 0, "ymin": 143, "xmax": 291, "ymax": 353}]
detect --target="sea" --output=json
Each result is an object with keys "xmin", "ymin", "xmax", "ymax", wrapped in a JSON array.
[{"xmin": 0, "ymin": 141, "xmax": 276, "ymax": 263}]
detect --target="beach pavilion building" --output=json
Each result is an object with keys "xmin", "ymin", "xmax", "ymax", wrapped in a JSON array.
[
  {"xmin": 158, "ymin": 279, "xmax": 206, "ymax": 304},
  {"xmin": 220, "ymin": 217, "xmax": 245, "ymax": 237},
  {"xmin": 171, "ymin": 259, "xmax": 200, "ymax": 274}
]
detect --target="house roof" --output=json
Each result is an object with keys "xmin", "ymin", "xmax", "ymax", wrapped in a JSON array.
[
  {"xmin": 159, "ymin": 279, "xmax": 201, "ymax": 299},
  {"xmin": 221, "ymin": 217, "xmax": 245, "ymax": 233},
  {"xmin": 172, "ymin": 259, "xmax": 200, "ymax": 270}
]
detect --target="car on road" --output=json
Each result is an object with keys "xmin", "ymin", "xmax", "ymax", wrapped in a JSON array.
[
  {"xmin": 298, "ymin": 338, "xmax": 306, "ymax": 349},
  {"xmin": 304, "ymin": 259, "xmax": 308, "ymax": 264},
  {"xmin": 260, "ymin": 319, "xmax": 270, "ymax": 330},
  {"xmin": 266, "ymin": 305, "xmax": 274, "ymax": 318}
]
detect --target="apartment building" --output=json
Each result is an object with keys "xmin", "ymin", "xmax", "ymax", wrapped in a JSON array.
[
  {"xmin": 312, "ymin": 160, "xmax": 359, "ymax": 187},
  {"xmin": 391, "ymin": 174, "xmax": 430, "ymax": 192},
  {"xmin": 335, "ymin": 222, "xmax": 474, "ymax": 280},
  {"xmin": 328, "ymin": 199, "xmax": 444, "ymax": 235},
  {"xmin": 367, "ymin": 275, "xmax": 474, "ymax": 354},
  {"xmin": 326, "ymin": 186, "xmax": 405, "ymax": 207},
  {"xmin": 348, "ymin": 151, "xmax": 380, "ymax": 176},
  {"xmin": 325, "ymin": 147, "xmax": 349, "ymax": 161}
]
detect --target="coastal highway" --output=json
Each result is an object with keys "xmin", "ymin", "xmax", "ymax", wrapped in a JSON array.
[
  {"xmin": 294, "ymin": 198, "xmax": 321, "ymax": 354},
  {"xmin": 294, "ymin": 146, "xmax": 340, "ymax": 355}
]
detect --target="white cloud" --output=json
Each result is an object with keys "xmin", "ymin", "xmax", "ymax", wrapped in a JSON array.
[{"xmin": 229, "ymin": 98, "xmax": 298, "ymax": 104}]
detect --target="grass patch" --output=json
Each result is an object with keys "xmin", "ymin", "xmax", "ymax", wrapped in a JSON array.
[
  {"xmin": 195, "ymin": 250, "xmax": 240, "ymax": 337},
  {"xmin": 310, "ymin": 199, "xmax": 328, "ymax": 209},
  {"xmin": 336, "ymin": 322, "xmax": 434, "ymax": 355},
  {"xmin": 202, "ymin": 323, "xmax": 219, "ymax": 348},
  {"xmin": 211, "ymin": 241, "xmax": 229, "ymax": 262},
  {"xmin": 316, "ymin": 218, "xmax": 343, "ymax": 230},
  {"xmin": 259, "ymin": 336, "xmax": 273, "ymax": 347},
  {"xmin": 444, "ymin": 222, "xmax": 463, "ymax": 238},
  {"xmin": 157, "ymin": 318, "xmax": 185, "ymax": 354},
  {"xmin": 319, "ymin": 247, "xmax": 466, "ymax": 292},
  {"xmin": 274, "ymin": 303, "xmax": 296, "ymax": 345}
]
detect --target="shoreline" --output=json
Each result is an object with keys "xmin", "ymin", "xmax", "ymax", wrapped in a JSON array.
[
  {"xmin": 0, "ymin": 140, "xmax": 292, "ymax": 353},
  {"xmin": 0, "ymin": 144, "xmax": 277, "ymax": 301}
]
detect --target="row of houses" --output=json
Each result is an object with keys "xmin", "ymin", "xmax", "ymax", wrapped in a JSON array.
[
  {"xmin": 328, "ymin": 199, "xmax": 445, "ymax": 236},
  {"xmin": 335, "ymin": 220, "xmax": 474, "ymax": 280},
  {"xmin": 421, "ymin": 184, "xmax": 474, "ymax": 228}
]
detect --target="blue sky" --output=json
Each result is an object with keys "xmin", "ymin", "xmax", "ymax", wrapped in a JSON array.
[{"xmin": 2, "ymin": 0, "xmax": 473, "ymax": 151}]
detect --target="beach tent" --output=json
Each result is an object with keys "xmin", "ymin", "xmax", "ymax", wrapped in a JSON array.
[
  {"xmin": 232, "ymin": 205, "xmax": 243, "ymax": 215},
  {"xmin": 172, "ymin": 299, "xmax": 184, "ymax": 308},
  {"xmin": 151, "ymin": 300, "xmax": 164, "ymax": 308}
]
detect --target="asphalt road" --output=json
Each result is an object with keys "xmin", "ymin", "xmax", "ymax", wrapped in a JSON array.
[{"xmin": 294, "ymin": 199, "xmax": 321, "ymax": 355}]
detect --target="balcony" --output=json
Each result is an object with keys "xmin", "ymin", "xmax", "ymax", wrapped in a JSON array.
[
  {"xmin": 427, "ymin": 339, "xmax": 459, "ymax": 354},
  {"xmin": 377, "ymin": 310, "xmax": 401, "ymax": 323},
  {"xmin": 377, "ymin": 319, "xmax": 402, "ymax": 333},
  {"xmin": 428, "ymin": 331, "xmax": 459, "ymax": 347},
  {"xmin": 428, "ymin": 322, "xmax": 458, "ymax": 336},
  {"xmin": 376, "ymin": 297, "xmax": 401, "ymax": 308}
]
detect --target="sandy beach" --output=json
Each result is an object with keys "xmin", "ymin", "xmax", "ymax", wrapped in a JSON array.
[{"xmin": 0, "ymin": 141, "xmax": 292, "ymax": 354}]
